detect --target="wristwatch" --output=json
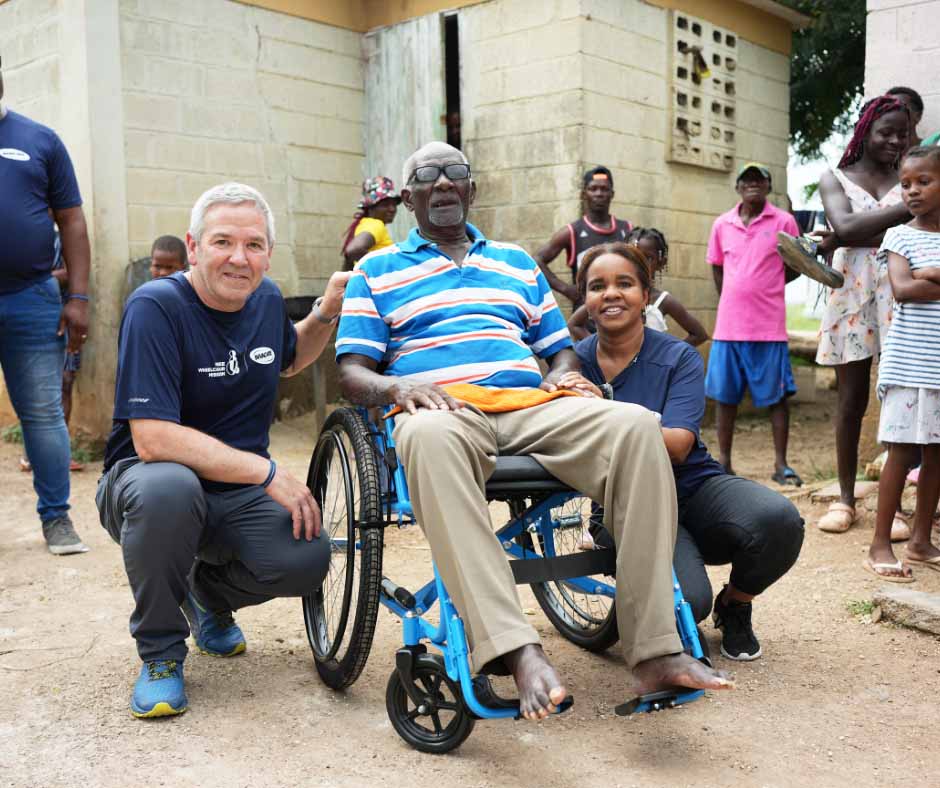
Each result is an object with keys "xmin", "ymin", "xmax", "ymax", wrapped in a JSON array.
[{"xmin": 312, "ymin": 296, "xmax": 339, "ymax": 325}]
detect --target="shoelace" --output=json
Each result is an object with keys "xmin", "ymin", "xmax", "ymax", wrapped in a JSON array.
[{"xmin": 147, "ymin": 660, "xmax": 179, "ymax": 681}]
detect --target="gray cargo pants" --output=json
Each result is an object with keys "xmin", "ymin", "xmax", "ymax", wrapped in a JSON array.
[{"xmin": 96, "ymin": 459, "xmax": 330, "ymax": 662}]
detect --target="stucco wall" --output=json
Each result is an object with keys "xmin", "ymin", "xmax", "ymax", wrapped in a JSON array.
[
  {"xmin": 865, "ymin": 0, "xmax": 940, "ymax": 136},
  {"xmin": 119, "ymin": 0, "xmax": 365, "ymax": 297}
]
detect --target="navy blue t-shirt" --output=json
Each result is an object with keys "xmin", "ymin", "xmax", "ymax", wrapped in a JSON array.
[
  {"xmin": 576, "ymin": 329, "xmax": 724, "ymax": 504},
  {"xmin": 0, "ymin": 110, "xmax": 83, "ymax": 294},
  {"xmin": 103, "ymin": 273, "xmax": 298, "ymax": 487}
]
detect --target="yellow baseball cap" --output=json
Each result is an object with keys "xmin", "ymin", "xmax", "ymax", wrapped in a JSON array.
[{"xmin": 736, "ymin": 162, "xmax": 772, "ymax": 183}]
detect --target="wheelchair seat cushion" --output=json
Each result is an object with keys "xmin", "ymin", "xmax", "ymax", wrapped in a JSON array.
[{"xmin": 489, "ymin": 455, "xmax": 558, "ymax": 483}]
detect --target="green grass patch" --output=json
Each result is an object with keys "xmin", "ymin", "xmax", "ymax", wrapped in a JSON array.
[
  {"xmin": 786, "ymin": 304, "xmax": 821, "ymax": 333},
  {"xmin": 846, "ymin": 599, "xmax": 875, "ymax": 617},
  {"xmin": 1, "ymin": 422, "xmax": 104, "ymax": 462},
  {"xmin": 1, "ymin": 423, "xmax": 23, "ymax": 444}
]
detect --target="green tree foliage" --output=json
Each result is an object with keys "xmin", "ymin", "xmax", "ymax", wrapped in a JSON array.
[{"xmin": 782, "ymin": 0, "xmax": 866, "ymax": 161}]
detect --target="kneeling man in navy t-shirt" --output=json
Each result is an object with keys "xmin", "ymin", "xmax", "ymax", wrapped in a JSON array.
[{"xmin": 96, "ymin": 182, "xmax": 350, "ymax": 718}]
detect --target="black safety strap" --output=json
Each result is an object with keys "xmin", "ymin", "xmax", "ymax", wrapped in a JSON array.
[{"xmin": 509, "ymin": 549, "xmax": 615, "ymax": 585}]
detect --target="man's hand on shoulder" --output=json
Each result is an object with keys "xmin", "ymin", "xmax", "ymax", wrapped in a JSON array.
[
  {"xmin": 391, "ymin": 379, "xmax": 464, "ymax": 414},
  {"xmin": 320, "ymin": 270, "xmax": 354, "ymax": 320},
  {"xmin": 264, "ymin": 463, "xmax": 322, "ymax": 541}
]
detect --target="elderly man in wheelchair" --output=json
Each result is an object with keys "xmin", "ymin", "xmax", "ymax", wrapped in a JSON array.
[{"xmin": 310, "ymin": 142, "xmax": 732, "ymax": 751}]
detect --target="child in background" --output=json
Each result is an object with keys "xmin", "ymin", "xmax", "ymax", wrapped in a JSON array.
[
  {"xmin": 149, "ymin": 235, "xmax": 187, "ymax": 279},
  {"xmin": 867, "ymin": 146, "xmax": 940, "ymax": 581},
  {"xmin": 567, "ymin": 227, "xmax": 709, "ymax": 346},
  {"xmin": 341, "ymin": 176, "xmax": 401, "ymax": 270}
]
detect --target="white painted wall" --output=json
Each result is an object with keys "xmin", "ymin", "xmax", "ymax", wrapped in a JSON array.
[{"xmin": 866, "ymin": 0, "xmax": 940, "ymax": 139}]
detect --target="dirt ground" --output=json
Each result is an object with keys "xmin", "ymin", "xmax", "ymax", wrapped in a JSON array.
[{"xmin": 2, "ymin": 393, "xmax": 939, "ymax": 788}]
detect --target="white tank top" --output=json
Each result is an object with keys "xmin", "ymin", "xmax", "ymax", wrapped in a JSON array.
[{"xmin": 645, "ymin": 291, "xmax": 668, "ymax": 332}]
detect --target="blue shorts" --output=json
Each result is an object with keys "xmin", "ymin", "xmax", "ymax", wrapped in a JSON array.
[{"xmin": 704, "ymin": 340, "xmax": 796, "ymax": 408}]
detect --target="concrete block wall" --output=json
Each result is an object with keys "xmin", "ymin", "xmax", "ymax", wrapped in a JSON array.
[
  {"xmin": 866, "ymin": 0, "xmax": 940, "ymax": 136},
  {"xmin": 578, "ymin": 0, "xmax": 792, "ymax": 337},
  {"xmin": 459, "ymin": 0, "xmax": 585, "ymax": 282},
  {"xmin": 118, "ymin": 0, "xmax": 365, "ymax": 297}
]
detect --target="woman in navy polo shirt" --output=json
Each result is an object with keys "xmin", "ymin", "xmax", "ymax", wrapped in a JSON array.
[{"xmin": 569, "ymin": 243, "xmax": 804, "ymax": 662}]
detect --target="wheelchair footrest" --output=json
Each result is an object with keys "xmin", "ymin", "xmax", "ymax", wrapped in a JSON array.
[
  {"xmin": 471, "ymin": 675, "xmax": 574, "ymax": 720},
  {"xmin": 614, "ymin": 687, "xmax": 705, "ymax": 716}
]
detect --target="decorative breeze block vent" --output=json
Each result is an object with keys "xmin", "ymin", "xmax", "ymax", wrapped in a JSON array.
[{"xmin": 668, "ymin": 11, "xmax": 737, "ymax": 172}]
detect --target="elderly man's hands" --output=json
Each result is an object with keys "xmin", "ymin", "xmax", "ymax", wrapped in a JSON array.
[
  {"xmin": 546, "ymin": 371, "xmax": 603, "ymax": 398},
  {"xmin": 320, "ymin": 270, "xmax": 354, "ymax": 320},
  {"xmin": 391, "ymin": 380, "xmax": 464, "ymax": 414},
  {"xmin": 265, "ymin": 464, "xmax": 322, "ymax": 541}
]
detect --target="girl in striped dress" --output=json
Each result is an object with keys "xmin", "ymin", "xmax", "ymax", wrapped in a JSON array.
[{"xmin": 868, "ymin": 146, "xmax": 940, "ymax": 581}]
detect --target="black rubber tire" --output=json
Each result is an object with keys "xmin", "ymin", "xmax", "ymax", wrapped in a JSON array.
[
  {"xmin": 526, "ymin": 495, "xmax": 620, "ymax": 653},
  {"xmin": 386, "ymin": 653, "xmax": 476, "ymax": 754},
  {"xmin": 303, "ymin": 408, "xmax": 383, "ymax": 690}
]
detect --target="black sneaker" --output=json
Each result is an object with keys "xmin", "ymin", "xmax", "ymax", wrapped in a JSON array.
[{"xmin": 712, "ymin": 586, "xmax": 761, "ymax": 661}]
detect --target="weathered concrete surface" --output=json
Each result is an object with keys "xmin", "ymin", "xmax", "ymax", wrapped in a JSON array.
[
  {"xmin": 873, "ymin": 588, "xmax": 940, "ymax": 636},
  {"xmin": 811, "ymin": 480, "xmax": 879, "ymax": 503}
]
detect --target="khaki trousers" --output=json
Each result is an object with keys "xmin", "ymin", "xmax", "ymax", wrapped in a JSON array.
[{"xmin": 393, "ymin": 397, "xmax": 681, "ymax": 671}]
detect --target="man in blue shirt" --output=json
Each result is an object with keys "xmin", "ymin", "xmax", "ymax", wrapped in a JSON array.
[
  {"xmin": 0, "ymin": 62, "xmax": 91, "ymax": 555},
  {"xmin": 95, "ymin": 183, "xmax": 350, "ymax": 718},
  {"xmin": 338, "ymin": 142, "xmax": 732, "ymax": 721}
]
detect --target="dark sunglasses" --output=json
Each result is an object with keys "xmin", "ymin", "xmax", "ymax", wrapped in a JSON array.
[{"xmin": 409, "ymin": 163, "xmax": 471, "ymax": 184}]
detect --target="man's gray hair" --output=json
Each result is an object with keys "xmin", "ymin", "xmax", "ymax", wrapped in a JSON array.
[
  {"xmin": 189, "ymin": 182, "xmax": 276, "ymax": 246},
  {"xmin": 401, "ymin": 143, "xmax": 470, "ymax": 189}
]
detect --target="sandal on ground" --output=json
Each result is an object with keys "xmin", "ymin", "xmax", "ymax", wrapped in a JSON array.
[
  {"xmin": 70, "ymin": 459, "xmax": 85, "ymax": 472},
  {"xmin": 905, "ymin": 554, "xmax": 940, "ymax": 573},
  {"xmin": 817, "ymin": 503, "xmax": 857, "ymax": 533},
  {"xmin": 19, "ymin": 457, "xmax": 31, "ymax": 472},
  {"xmin": 891, "ymin": 512, "xmax": 912, "ymax": 542},
  {"xmin": 862, "ymin": 558, "xmax": 914, "ymax": 583},
  {"xmin": 771, "ymin": 466, "xmax": 803, "ymax": 487}
]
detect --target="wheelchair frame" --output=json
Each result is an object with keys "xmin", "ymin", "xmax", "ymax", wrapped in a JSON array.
[{"xmin": 303, "ymin": 406, "xmax": 708, "ymax": 754}]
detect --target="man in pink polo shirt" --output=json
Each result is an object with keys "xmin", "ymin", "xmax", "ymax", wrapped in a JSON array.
[{"xmin": 705, "ymin": 162, "xmax": 802, "ymax": 486}]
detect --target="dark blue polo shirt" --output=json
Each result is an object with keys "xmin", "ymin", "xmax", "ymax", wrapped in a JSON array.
[
  {"xmin": 576, "ymin": 328, "xmax": 724, "ymax": 504},
  {"xmin": 103, "ymin": 273, "xmax": 297, "ymax": 488},
  {"xmin": 0, "ymin": 110, "xmax": 83, "ymax": 294}
]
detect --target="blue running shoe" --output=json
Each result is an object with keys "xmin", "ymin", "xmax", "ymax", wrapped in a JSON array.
[
  {"xmin": 131, "ymin": 660, "xmax": 187, "ymax": 718},
  {"xmin": 181, "ymin": 592, "xmax": 247, "ymax": 657}
]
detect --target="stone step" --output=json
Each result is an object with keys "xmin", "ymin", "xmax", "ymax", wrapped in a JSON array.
[{"xmin": 872, "ymin": 588, "xmax": 940, "ymax": 636}]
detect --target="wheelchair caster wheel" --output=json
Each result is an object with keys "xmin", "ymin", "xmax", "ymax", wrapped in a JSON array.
[{"xmin": 386, "ymin": 653, "xmax": 475, "ymax": 754}]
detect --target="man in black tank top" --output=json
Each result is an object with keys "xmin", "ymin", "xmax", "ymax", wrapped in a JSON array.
[{"xmin": 534, "ymin": 166, "xmax": 632, "ymax": 304}]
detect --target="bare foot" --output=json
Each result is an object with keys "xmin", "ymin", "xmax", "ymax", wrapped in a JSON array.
[
  {"xmin": 906, "ymin": 540, "xmax": 940, "ymax": 563},
  {"xmin": 631, "ymin": 652, "xmax": 734, "ymax": 697},
  {"xmin": 503, "ymin": 644, "xmax": 567, "ymax": 721}
]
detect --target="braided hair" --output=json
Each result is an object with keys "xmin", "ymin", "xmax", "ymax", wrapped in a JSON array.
[
  {"xmin": 626, "ymin": 227, "xmax": 669, "ymax": 275},
  {"xmin": 837, "ymin": 95, "xmax": 909, "ymax": 169}
]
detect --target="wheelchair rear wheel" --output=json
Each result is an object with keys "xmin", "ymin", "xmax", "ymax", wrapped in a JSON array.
[
  {"xmin": 525, "ymin": 495, "xmax": 619, "ymax": 652},
  {"xmin": 386, "ymin": 653, "xmax": 475, "ymax": 754},
  {"xmin": 303, "ymin": 408, "xmax": 383, "ymax": 690}
]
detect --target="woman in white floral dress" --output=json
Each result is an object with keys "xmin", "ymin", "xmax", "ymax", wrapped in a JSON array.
[{"xmin": 815, "ymin": 96, "xmax": 912, "ymax": 534}]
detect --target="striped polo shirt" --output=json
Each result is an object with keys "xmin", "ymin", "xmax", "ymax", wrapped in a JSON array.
[
  {"xmin": 878, "ymin": 223, "xmax": 940, "ymax": 392},
  {"xmin": 336, "ymin": 223, "xmax": 573, "ymax": 389}
]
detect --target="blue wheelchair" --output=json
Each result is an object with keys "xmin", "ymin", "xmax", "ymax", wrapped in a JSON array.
[{"xmin": 302, "ymin": 406, "xmax": 710, "ymax": 753}]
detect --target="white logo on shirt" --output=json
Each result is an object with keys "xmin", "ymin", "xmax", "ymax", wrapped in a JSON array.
[
  {"xmin": 0, "ymin": 148, "xmax": 30, "ymax": 162},
  {"xmin": 128, "ymin": 397, "xmax": 150, "ymax": 404},
  {"xmin": 580, "ymin": 230, "xmax": 588, "ymax": 238},
  {"xmin": 227, "ymin": 350, "xmax": 240, "ymax": 376},
  {"xmin": 249, "ymin": 346, "xmax": 275, "ymax": 365}
]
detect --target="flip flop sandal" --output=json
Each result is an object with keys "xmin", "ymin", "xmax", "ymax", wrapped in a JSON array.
[
  {"xmin": 862, "ymin": 558, "xmax": 914, "ymax": 583},
  {"xmin": 771, "ymin": 466, "xmax": 803, "ymax": 487},
  {"xmin": 905, "ymin": 555, "xmax": 940, "ymax": 573},
  {"xmin": 776, "ymin": 232, "xmax": 845, "ymax": 288},
  {"xmin": 817, "ymin": 502, "xmax": 857, "ymax": 533},
  {"xmin": 891, "ymin": 512, "xmax": 912, "ymax": 542}
]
